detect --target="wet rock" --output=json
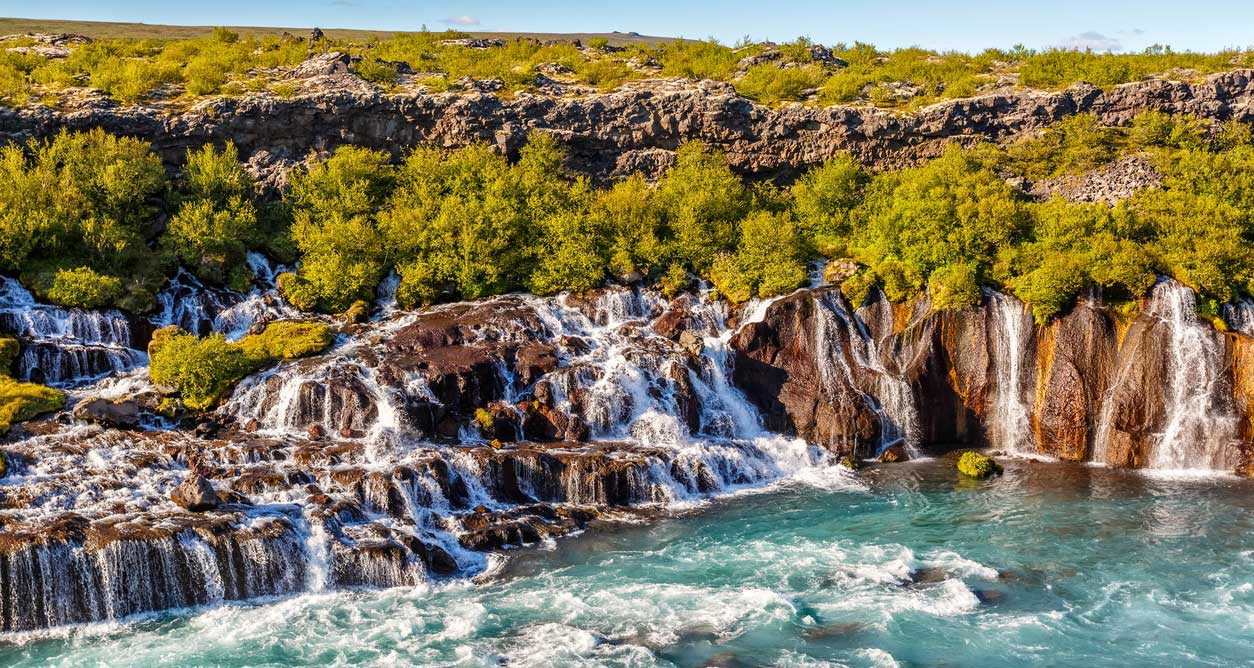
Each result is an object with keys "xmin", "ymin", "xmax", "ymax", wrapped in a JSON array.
[
  {"xmin": 514, "ymin": 343, "xmax": 559, "ymax": 386},
  {"xmin": 72, "ymin": 397, "xmax": 140, "ymax": 429},
  {"xmin": 170, "ymin": 474, "xmax": 220, "ymax": 511},
  {"xmin": 679, "ymin": 330, "xmax": 704, "ymax": 357},
  {"xmin": 877, "ymin": 444, "xmax": 909, "ymax": 463},
  {"xmin": 838, "ymin": 455, "xmax": 864, "ymax": 470},
  {"xmin": 307, "ymin": 424, "xmax": 325, "ymax": 439}
]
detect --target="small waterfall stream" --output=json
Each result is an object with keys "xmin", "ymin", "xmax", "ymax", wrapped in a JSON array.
[
  {"xmin": 1145, "ymin": 280, "xmax": 1240, "ymax": 471},
  {"xmin": 986, "ymin": 291, "xmax": 1037, "ymax": 455}
]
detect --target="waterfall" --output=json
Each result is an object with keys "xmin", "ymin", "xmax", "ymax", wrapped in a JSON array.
[
  {"xmin": 150, "ymin": 254, "xmax": 299, "ymax": 341},
  {"xmin": 0, "ymin": 277, "xmax": 144, "ymax": 387},
  {"xmin": 986, "ymin": 291, "xmax": 1036, "ymax": 455},
  {"xmin": 1145, "ymin": 280, "xmax": 1240, "ymax": 471},
  {"xmin": 812, "ymin": 291, "xmax": 921, "ymax": 457}
]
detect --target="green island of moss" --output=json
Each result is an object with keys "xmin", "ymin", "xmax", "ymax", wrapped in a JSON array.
[
  {"xmin": 0, "ymin": 336, "xmax": 18, "ymax": 375},
  {"xmin": 957, "ymin": 451, "xmax": 1004, "ymax": 479},
  {"xmin": 148, "ymin": 321, "xmax": 334, "ymax": 411}
]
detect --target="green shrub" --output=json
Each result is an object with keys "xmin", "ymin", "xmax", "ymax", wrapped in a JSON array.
[
  {"xmin": 42, "ymin": 266, "xmax": 125, "ymax": 309},
  {"xmin": 736, "ymin": 63, "xmax": 827, "ymax": 104},
  {"xmin": 956, "ymin": 450, "xmax": 1003, "ymax": 478},
  {"xmin": 149, "ymin": 321, "xmax": 333, "ymax": 411},
  {"xmin": 0, "ymin": 376, "xmax": 66, "ymax": 434},
  {"xmin": 709, "ymin": 252, "xmax": 753, "ymax": 303},
  {"xmin": 929, "ymin": 263, "xmax": 982, "ymax": 311},
  {"xmin": 0, "ymin": 337, "xmax": 18, "ymax": 376}
]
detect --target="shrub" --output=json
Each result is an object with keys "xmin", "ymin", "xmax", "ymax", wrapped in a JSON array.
[
  {"xmin": 0, "ymin": 336, "xmax": 17, "ymax": 375},
  {"xmin": 0, "ymin": 376, "xmax": 65, "ymax": 434},
  {"xmin": 790, "ymin": 154, "xmax": 868, "ymax": 255},
  {"xmin": 149, "ymin": 321, "xmax": 333, "ymax": 411},
  {"xmin": 654, "ymin": 142, "xmax": 750, "ymax": 272},
  {"xmin": 42, "ymin": 266, "xmax": 125, "ymax": 309},
  {"xmin": 709, "ymin": 253, "xmax": 753, "ymax": 303},
  {"xmin": 929, "ymin": 263, "xmax": 982, "ymax": 311},
  {"xmin": 736, "ymin": 63, "xmax": 827, "ymax": 104}
]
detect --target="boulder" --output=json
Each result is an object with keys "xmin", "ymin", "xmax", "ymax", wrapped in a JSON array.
[
  {"xmin": 287, "ymin": 51, "xmax": 351, "ymax": 79},
  {"xmin": 71, "ymin": 397, "xmax": 141, "ymax": 429},
  {"xmin": 877, "ymin": 444, "xmax": 909, "ymax": 463},
  {"xmin": 170, "ymin": 474, "xmax": 221, "ymax": 511}
]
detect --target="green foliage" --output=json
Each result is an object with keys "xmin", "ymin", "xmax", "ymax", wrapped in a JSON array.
[
  {"xmin": 285, "ymin": 146, "xmax": 394, "ymax": 312},
  {"xmin": 791, "ymin": 154, "xmax": 868, "ymax": 255},
  {"xmin": 714, "ymin": 210, "xmax": 807, "ymax": 301},
  {"xmin": 736, "ymin": 63, "xmax": 826, "ymax": 104},
  {"xmin": 929, "ymin": 263, "xmax": 982, "ymax": 311},
  {"xmin": 149, "ymin": 321, "xmax": 333, "ymax": 411},
  {"xmin": 0, "ymin": 336, "xmax": 17, "ymax": 376},
  {"xmin": 1018, "ymin": 46, "xmax": 1240, "ymax": 90},
  {"xmin": 236, "ymin": 320, "xmax": 335, "ymax": 362},
  {"xmin": 40, "ymin": 266, "xmax": 125, "ymax": 309},
  {"xmin": 1004, "ymin": 113, "xmax": 1121, "ymax": 179},
  {"xmin": 168, "ymin": 142, "xmax": 259, "ymax": 284},
  {"xmin": 957, "ymin": 450, "xmax": 1003, "ymax": 478},
  {"xmin": 0, "ymin": 128, "xmax": 167, "ymax": 310},
  {"xmin": 653, "ymin": 142, "xmax": 751, "ymax": 273},
  {"xmin": 0, "ymin": 376, "xmax": 66, "ymax": 434}
]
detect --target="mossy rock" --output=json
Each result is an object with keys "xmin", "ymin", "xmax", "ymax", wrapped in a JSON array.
[
  {"xmin": 342, "ymin": 300, "xmax": 370, "ymax": 325},
  {"xmin": 957, "ymin": 451, "xmax": 1003, "ymax": 478},
  {"xmin": 236, "ymin": 321, "xmax": 335, "ymax": 362},
  {"xmin": 0, "ymin": 377, "xmax": 66, "ymax": 435},
  {"xmin": 0, "ymin": 337, "xmax": 18, "ymax": 376},
  {"xmin": 0, "ymin": 450, "xmax": 7, "ymax": 478},
  {"xmin": 149, "ymin": 321, "xmax": 334, "ymax": 412},
  {"xmin": 838, "ymin": 455, "xmax": 865, "ymax": 470}
]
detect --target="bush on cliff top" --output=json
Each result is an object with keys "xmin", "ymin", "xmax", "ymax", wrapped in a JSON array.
[{"xmin": 149, "ymin": 321, "xmax": 334, "ymax": 411}]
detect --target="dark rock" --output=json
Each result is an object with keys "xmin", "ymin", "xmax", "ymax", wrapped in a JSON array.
[{"xmin": 878, "ymin": 444, "xmax": 908, "ymax": 463}]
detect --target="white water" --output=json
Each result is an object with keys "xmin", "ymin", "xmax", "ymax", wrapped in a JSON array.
[
  {"xmin": 986, "ymin": 292, "xmax": 1036, "ymax": 455},
  {"xmin": 1144, "ymin": 280, "xmax": 1240, "ymax": 471}
]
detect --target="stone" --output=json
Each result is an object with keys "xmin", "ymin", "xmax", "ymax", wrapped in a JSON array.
[
  {"xmin": 877, "ymin": 444, "xmax": 908, "ymax": 463},
  {"xmin": 678, "ymin": 330, "xmax": 704, "ymax": 357},
  {"xmin": 287, "ymin": 51, "xmax": 351, "ymax": 79},
  {"xmin": 170, "ymin": 474, "xmax": 220, "ymax": 511},
  {"xmin": 342, "ymin": 300, "xmax": 370, "ymax": 324},
  {"xmin": 308, "ymin": 424, "xmax": 326, "ymax": 439},
  {"xmin": 71, "ymin": 397, "xmax": 140, "ymax": 429},
  {"xmin": 838, "ymin": 455, "xmax": 864, "ymax": 470}
]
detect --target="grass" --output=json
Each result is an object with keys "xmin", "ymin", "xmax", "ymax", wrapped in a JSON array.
[{"xmin": 2, "ymin": 18, "xmax": 1251, "ymax": 110}]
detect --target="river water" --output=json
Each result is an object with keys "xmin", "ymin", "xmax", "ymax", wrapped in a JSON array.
[{"xmin": 4, "ymin": 457, "xmax": 1251, "ymax": 668}]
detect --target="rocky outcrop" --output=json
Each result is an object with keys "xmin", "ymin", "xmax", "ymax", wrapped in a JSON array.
[
  {"xmin": 732, "ymin": 280, "xmax": 1252, "ymax": 471},
  {"xmin": 1028, "ymin": 155, "xmax": 1164, "ymax": 204},
  {"xmin": 4, "ymin": 71, "xmax": 1254, "ymax": 181}
]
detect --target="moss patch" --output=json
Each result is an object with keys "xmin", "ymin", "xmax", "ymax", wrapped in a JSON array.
[
  {"xmin": 957, "ymin": 451, "xmax": 1003, "ymax": 478},
  {"xmin": 0, "ymin": 376, "xmax": 66, "ymax": 434},
  {"xmin": 149, "ymin": 321, "xmax": 334, "ymax": 411},
  {"xmin": 0, "ymin": 337, "xmax": 18, "ymax": 376}
]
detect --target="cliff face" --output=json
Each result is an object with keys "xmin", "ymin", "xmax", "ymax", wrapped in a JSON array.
[
  {"xmin": 4, "ymin": 70, "xmax": 1254, "ymax": 180},
  {"xmin": 731, "ymin": 279, "xmax": 1252, "ymax": 470}
]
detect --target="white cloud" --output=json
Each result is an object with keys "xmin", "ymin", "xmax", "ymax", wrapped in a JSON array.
[
  {"xmin": 1060, "ymin": 31, "xmax": 1123, "ymax": 52},
  {"xmin": 441, "ymin": 15, "xmax": 481, "ymax": 26}
]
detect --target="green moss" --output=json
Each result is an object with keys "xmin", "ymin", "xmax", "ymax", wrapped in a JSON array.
[
  {"xmin": 236, "ymin": 321, "xmax": 335, "ymax": 362},
  {"xmin": 957, "ymin": 451, "xmax": 1003, "ymax": 478},
  {"xmin": 0, "ymin": 336, "xmax": 17, "ymax": 376},
  {"xmin": 0, "ymin": 376, "xmax": 66, "ymax": 434},
  {"xmin": 838, "ymin": 455, "xmax": 865, "ymax": 470},
  {"xmin": 149, "ymin": 321, "xmax": 334, "ymax": 411},
  {"xmin": 36, "ymin": 266, "xmax": 125, "ymax": 309}
]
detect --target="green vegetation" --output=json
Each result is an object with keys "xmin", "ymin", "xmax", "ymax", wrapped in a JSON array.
[
  {"xmin": 148, "ymin": 321, "xmax": 333, "ymax": 410},
  {"xmin": 957, "ymin": 451, "xmax": 1003, "ymax": 478},
  {"xmin": 0, "ymin": 337, "xmax": 17, "ymax": 375},
  {"xmin": 5, "ymin": 112, "xmax": 1254, "ymax": 328},
  {"xmin": 0, "ymin": 376, "xmax": 66, "ymax": 435},
  {"xmin": 3, "ymin": 23, "xmax": 1252, "ymax": 109}
]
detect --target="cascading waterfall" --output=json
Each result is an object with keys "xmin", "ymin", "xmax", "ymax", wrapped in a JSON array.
[
  {"xmin": 0, "ymin": 277, "xmax": 144, "ymax": 386},
  {"xmin": 986, "ymin": 291, "xmax": 1037, "ymax": 455},
  {"xmin": 1144, "ymin": 280, "xmax": 1240, "ymax": 471}
]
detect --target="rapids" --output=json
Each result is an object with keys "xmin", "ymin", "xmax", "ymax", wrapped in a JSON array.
[
  {"xmin": 2, "ymin": 458, "xmax": 1251, "ymax": 667},
  {"xmin": 3, "ymin": 260, "xmax": 1254, "ymax": 645}
]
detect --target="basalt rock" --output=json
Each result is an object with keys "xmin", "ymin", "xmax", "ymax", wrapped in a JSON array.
[
  {"xmin": 170, "ymin": 474, "xmax": 220, "ymax": 511},
  {"xmin": 72, "ymin": 397, "xmax": 141, "ymax": 429},
  {"xmin": 6, "ymin": 71, "xmax": 1254, "ymax": 181}
]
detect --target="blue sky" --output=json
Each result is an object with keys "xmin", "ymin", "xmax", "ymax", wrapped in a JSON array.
[{"xmin": 2, "ymin": 1, "xmax": 1251, "ymax": 53}]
